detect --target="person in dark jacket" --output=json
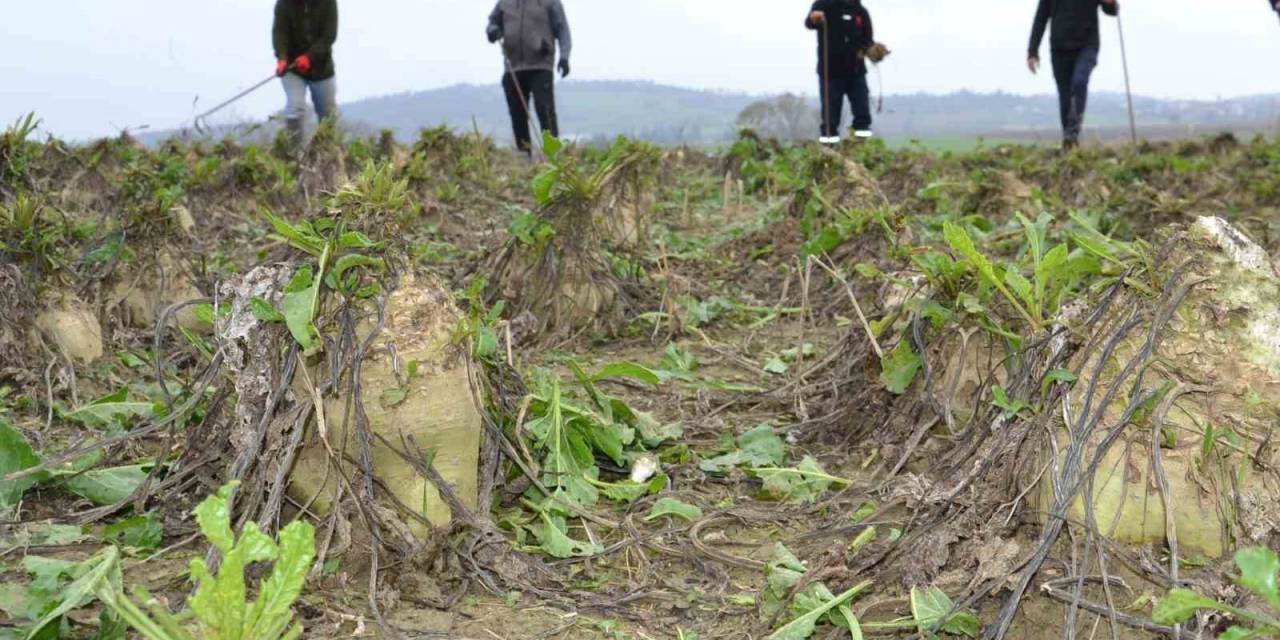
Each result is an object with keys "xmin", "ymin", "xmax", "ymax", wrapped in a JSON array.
[
  {"xmin": 486, "ymin": 0, "xmax": 572, "ymax": 155},
  {"xmin": 1028, "ymin": 0, "xmax": 1118, "ymax": 150},
  {"xmin": 806, "ymin": 0, "xmax": 875, "ymax": 144},
  {"xmin": 273, "ymin": 0, "xmax": 338, "ymax": 144}
]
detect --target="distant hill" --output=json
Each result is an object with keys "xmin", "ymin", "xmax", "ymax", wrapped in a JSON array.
[
  {"xmin": 140, "ymin": 80, "xmax": 1280, "ymax": 147},
  {"xmin": 340, "ymin": 80, "xmax": 755, "ymax": 145}
]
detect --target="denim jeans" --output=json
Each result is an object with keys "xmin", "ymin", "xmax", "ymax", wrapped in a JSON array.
[
  {"xmin": 1050, "ymin": 47, "xmax": 1098, "ymax": 142},
  {"xmin": 281, "ymin": 73, "xmax": 337, "ymax": 122}
]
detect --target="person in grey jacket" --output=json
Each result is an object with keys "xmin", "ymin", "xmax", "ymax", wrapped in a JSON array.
[{"xmin": 486, "ymin": 0, "xmax": 572, "ymax": 154}]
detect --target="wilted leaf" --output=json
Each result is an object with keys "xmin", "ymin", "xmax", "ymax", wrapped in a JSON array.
[
  {"xmin": 24, "ymin": 547, "xmax": 122, "ymax": 640},
  {"xmin": 763, "ymin": 357, "xmax": 790, "ymax": 375},
  {"xmin": 592, "ymin": 474, "xmax": 666, "ymax": 503},
  {"xmin": 0, "ymin": 584, "xmax": 27, "ymax": 621},
  {"xmin": 0, "ymin": 420, "xmax": 45, "ymax": 508},
  {"xmin": 634, "ymin": 410, "xmax": 683, "ymax": 447},
  {"xmin": 645, "ymin": 498, "xmax": 703, "ymax": 522},
  {"xmin": 754, "ymin": 457, "xmax": 847, "ymax": 504},
  {"xmin": 103, "ymin": 512, "xmax": 163, "ymax": 550},
  {"xmin": 700, "ymin": 424, "xmax": 786, "ymax": 473},
  {"xmin": 879, "ymin": 341, "xmax": 921, "ymax": 395},
  {"xmin": 530, "ymin": 512, "xmax": 601, "ymax": 559},
  {"xmin": 18, "ymin": 522, "xmax": 88, "ymax": 546},
  {"xmin": 250, "ymin": 297, "xmax": 285, "ymax": 323},
  {"xmin": 768, "ymin": 582, "xmax": 871, "ymax": 640},
  {"xmin": 66, "ymin": 391, "xmax": 156, "ymax": 431},
  {"xmin": 378, "ymin": 388, "xmax": 408, "ymax": 409},
  {"xmin": 62, "ymin": 465, "xmax": 149, "ymax": 506},
  {"xmin": 589, "ymin": 362, "xmax": 661, "ymax": 386},
  {"xmin": 911, "ymin": 585, "xmax": 979, "ymax": 637}
]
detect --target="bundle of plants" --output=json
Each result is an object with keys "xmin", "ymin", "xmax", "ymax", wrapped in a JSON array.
[
  {"xmin": 486, "ymin": 135, "xmax": 660, "ymax": 339},
  {"xmin": 11, "ymin": 208, "xmax": 506, "ymax": 606},
  {"xmin": 798, "ymin": 211, "xmax": 1280, "ymax": 637},
  {"xmin": 403, "ymin": 125, "xmax": 502, "ymax": 188}
]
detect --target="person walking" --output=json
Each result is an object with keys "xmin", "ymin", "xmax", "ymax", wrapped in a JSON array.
[
  {"xmin": 486, "ymin": 0, "xmax": 572, "ymax": 155},
  {"xmin": 1028, "ymin": 0, "xmax": 1119, "ymax": 150},
  {"xmin": 273, "ymin": 0, "xmax": 339, "ymax": 147},
  {"xmin": 805, "ymin": 0, "xmax": 876, "ymax": 145}
]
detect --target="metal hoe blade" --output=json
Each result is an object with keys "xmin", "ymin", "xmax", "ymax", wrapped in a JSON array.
[{"xmin": 193, "ymin": 74, "xmax": 279, "ymax": 135}]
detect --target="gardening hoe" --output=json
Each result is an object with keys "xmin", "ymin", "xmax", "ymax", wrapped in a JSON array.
[
  {"xmin": 501, "ymin": 44, "xmax": 545, "ymax": 162},
  {"xmin": 821, "ymin": 19, "xmax": 831, "ymax": 142},
  {"xmin": 192, "ymin": 71, "xmax": 285, "ymax": 135},
  {"xmin": 1116, "ymin": 12, "xmax": 1138, "ymax": 145}
]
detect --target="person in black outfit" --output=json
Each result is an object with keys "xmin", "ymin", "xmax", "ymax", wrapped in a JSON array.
[
  {"xmin": 1028, "ymin": 0, "xmax": 1119, "ymax": 150},
  {"xmin": 486, "ymin": 0, "xmax": 572, "ymax": 155},
  {"xmin": 805, "ymin": 0, "xmax": 875, "ymax": 144}
]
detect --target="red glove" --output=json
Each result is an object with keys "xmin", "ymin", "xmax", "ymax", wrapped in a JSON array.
[
  {"xmin": 294, "ymin": 54, "xmax": 312, "ymax": 75},
  {"xmin": 276, "ymin": 59, "xmax": 288, "ymax": 76}
]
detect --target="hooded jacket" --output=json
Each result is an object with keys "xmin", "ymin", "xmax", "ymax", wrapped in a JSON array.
[
  {"xmin": 805, "ymin": 0, "xmax": 874, "ymax": 77},
  {"xmin": 487, "ymin": 0, "xmax": 572, "ymax": 73},
  {"xmin": 1028, "ymin": 0, "xmax": 1118, "ymax": 56},
  {"xmin": 273, "ymin": 0, "xmax": 338, "ymax": 81}
]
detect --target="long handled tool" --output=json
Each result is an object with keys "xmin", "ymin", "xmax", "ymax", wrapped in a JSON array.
[
  {"xmin": 821, "ymin": 19, "xmax": 832, "ymax": 141},
  {"xmin": 193, "ymin": 73, "xmax": 280, "ymax": 134},
  {"xmin": 1115, "ymin": 11, "xmax": 1139, "ymax": 145},
  {"xmin": 502, "ymin": 46, "xmax": 545, "ymax": 160}
]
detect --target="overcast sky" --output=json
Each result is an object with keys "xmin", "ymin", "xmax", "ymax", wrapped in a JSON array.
[{"xmin": 3, "ymin": 0, "xmax": 1279, "ymax": 140}]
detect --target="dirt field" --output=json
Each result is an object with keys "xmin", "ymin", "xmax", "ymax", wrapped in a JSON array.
[{"xmin": 4, "ymin": 121, "xmax": 1280, "ymax": 639}]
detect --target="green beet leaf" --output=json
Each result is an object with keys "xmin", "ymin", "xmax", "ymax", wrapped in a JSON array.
[
  {"xmin": 879, "ymin": 341, "xmax": 922, "ymax": 395},
  {"xmin": 645, "ymin": 498, "xmax": 703, "ymax": 522}
]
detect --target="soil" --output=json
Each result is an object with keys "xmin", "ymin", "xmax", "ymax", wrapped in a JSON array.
[{"xmin": 4, "ymin": 131, "xmax": 1280, "ymax": 640}]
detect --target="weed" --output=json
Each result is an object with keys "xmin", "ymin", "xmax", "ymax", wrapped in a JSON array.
[{"xmin": 1155, "ymin": 547, "xmax": 1280, "ymax": 638}]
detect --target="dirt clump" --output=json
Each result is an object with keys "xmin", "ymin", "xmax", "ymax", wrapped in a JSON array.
[
  {"xmin": 34, "ymin": 294, "xmax": 103, "ymax": 363},
  {"xmin": 108, "ymin": 250, "xmax": 209, "ymax": 332}
]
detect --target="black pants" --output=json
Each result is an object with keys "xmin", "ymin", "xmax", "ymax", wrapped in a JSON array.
[
  {"xmin": 1050, "ymin": 47, "xmax": 1098, "ymax": 143},
  {"xmin": 819, "ymin": 73, "xmax": 872, "ymax": 137},
  {"xmin": 502, "ymin": 69, "xmax": 558, "ymax": 152}
]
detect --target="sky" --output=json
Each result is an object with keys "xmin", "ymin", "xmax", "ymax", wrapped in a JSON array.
[{"xmin": 2, "ymin": 0, "xmax": 1279, "ymax": 140}]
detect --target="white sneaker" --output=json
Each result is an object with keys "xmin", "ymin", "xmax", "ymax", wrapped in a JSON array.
[
  {"xmin": 854, "ymin": 130, "xmax": 874, "ymax": 139},
  {"xmin": 819, "ymin": 136, "xmax": 841, "ymax": 145}
]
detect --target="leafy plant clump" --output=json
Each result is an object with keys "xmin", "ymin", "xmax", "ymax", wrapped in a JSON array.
[
  {"xmin": 102, "ymin": 482, "xmax": 316, "ymax": 640},
  {"xmin": 1155, "ymin": 547, "xmax": 1280, "ymax": 638},
  {"xmin": 0, "ymin": 482, "xmax": 314, "ymax": 640}
]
